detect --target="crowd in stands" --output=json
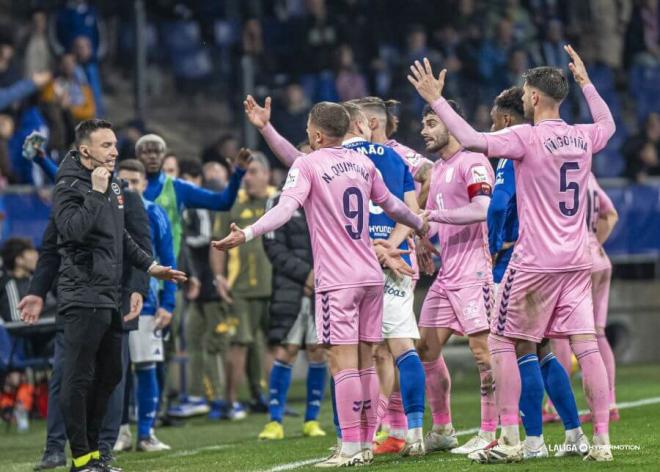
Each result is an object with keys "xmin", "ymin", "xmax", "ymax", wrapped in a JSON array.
[{"xmin": 0, "ymin": 0, "xmax": 658, "ymax": 188}]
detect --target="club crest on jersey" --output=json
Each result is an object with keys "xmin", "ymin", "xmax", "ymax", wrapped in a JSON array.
[
  {"xmin": 406, "ymin": 152, "xmax": 421, "ymax": 165},
  {"xmin": 283, "ymin": 168, "xmax": 299, "ymax": 189},
  {"xmin": 445, "ymin": 167, "xmax": 454, "ymax": 183},
  {"xmin": 111, "ymin": 182, "xmax": 121, "ymax": 195},
  {"xmin": 471, "ymin": 166, "xmax": 489, "ymax": 183}
]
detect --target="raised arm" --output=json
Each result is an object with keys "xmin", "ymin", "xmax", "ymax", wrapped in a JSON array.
[
  {"xmin": 371, "ymin": 173, "xmax": 426, "ymax": 234},
  {"xmin": 564, "ymin": 45, "xmax": 616, "ymax": 153}
]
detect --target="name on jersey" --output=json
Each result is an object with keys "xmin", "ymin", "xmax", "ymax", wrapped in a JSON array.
[
  {"xmin": 355, "ymin": 145, "xmax": 385, "ymax": 156},
  {"xmin": 543, "ymin": 134, "xmax": 587, "ymax": 154},
  {"xmin": 321, "ymin": 161, "xmax": 369, "ymax": 184}
]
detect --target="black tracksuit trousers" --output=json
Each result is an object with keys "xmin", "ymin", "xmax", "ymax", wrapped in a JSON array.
[{"xmin": 59, "ymin": 308, "xmax": 123, "ymax": 459}]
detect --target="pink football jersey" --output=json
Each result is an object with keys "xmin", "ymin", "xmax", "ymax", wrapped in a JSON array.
[
  {"xmin": 483, "ymin": 115, "xmax": 612, "ymax": 272},
  {"xmin": 281, "ymin": 146, "xmax": 391, "ymax": 291},
  {"xmin": 385, "ymin": 138, "xmax": 433, "ymax": 195},
  {"xmin": 426, "ymin": 149, "xmax": 494, "ymax": 290},
  {"xmin": 587, "ymin": 172, "xmax": 614, "ymax": 272}
]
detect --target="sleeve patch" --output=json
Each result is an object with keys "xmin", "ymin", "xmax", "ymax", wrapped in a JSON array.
[
  {"xmin": 283, "ymin": 168, "xmax": 299, "ymax": 190},
  {"xmin": 467, "ymin": 182, "xmax": 492, "ymax": 199},
  {"xmin": 470, "ymin": 165, "xmax": 489, "ymax": 183}
]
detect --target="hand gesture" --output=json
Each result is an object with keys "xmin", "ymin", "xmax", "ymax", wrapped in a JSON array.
[
  {"xmin": 407, "ymin": 58, "xmax": 447, "ymax": 104},
  {"xmin": 416, "ymin": 210, "xmax": 430, "ymax": 238},
  {"xmin": 214, "ymin": 274, "xmax": 234, "ymax": 304},
  {"xmin": 244, "ymin": 95, "xmax": 271, "ymax": 129},
  {"xmin": 22, "ymin": 131, "xmax": 47, "ymax": 161},
  {"xmin": 91, "ymin": 167, "xmax": 110, "ymax": 193},
  {"xmin": 211, "ymin": 223, "xmax": 247, "ymax": 252},
  {"xmin": 18, "ymin": 295, "xmax": 44, "ymax": 325},
  {"xmin": 31, "ymin": 71, "xmax": 52, "ymax": 88},
  {"xmin": 304, "ymin": 270, "xmax": 314, "ymax": 297},
  {"xmin": 564, "ymin": 45, "xmax": 591, "ymax": 87},
  {"xmin": 124, "ymin": 292, "xmax": 143, "ymax": 322},
  {"xmin": 373, "ymin": 239, "xmax": 415, "ymax": 278},
  {"xmin": 231, "ymin": 147, "xmax": 253, "ymax": 171},
  {"xmin": 148, "ymin": 265, "xmax": 188, "ymax": 283},
  {"xmin": 186, "ymin": 276, "xmax": 201, "ymax": 300},
  {"xmin": 154, "ymin": 308, "xmax": 173, "ymax": 329},
  {"xmin": 417, "ymin": 238, "xmax": 439, "ymax": 275}
]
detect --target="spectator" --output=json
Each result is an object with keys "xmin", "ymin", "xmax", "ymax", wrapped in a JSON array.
[
  {"xmin": 52, "ymin": 0, "xmax": 103, "ymax": 59},
  {"xmin": 568, "ymin": 0, "xmax": 632, "ymax": 70},
  {"xmin": 203, "ymin": 161, "xmax": 230, "ymax": 191},
  {"xmin": 73, "ymin": 36, "xmax": 105, "ymax": 117},
  {"xmin": 0, "ymin": 237, "xmax": 38, "ymax": 323},
  {"xmin": 202, "ymin": 133, "xmax": 240, "ymax": 164},
  {"xmin": 0, "ymin": 38, "xmax": 51, "ymax": 112},
  {"xmin": 162, "ymin": 153, "xmax": 179, "ymax": 178},
  {"xmin": 625, "ymin": 0, "xmax": 660, "ymax": 67},
  {"xmin": 270, "ymin": 85, "xmax": 310, "ymax": 163},
  {"xmin": 623, "ymin": 112, "xmax": 660, "ymax": 181},
  {"xmin": 8, "ymin": 94, "xmax": 49, "ymax": 185},
  {"xmin": 301, "ymin": 0, "xmax": 340, "ymax": 74},
  {"xmin": 534, "ymin": 19, "xmax": 570, "ymax": 71},
  {"xmin": 479, "ymin": 18, "xmax": 518, "ymax": 98},
  {"xmin": 0, "ymin": 114, "xmax": 13, "ymax": 185},
  {"xmin": 41, "ymin": 53, "xmax": 96, "ymax": 123},
  {"xmin": 22, "ymin": 8, "xmax": 53, "ymax": 77},
  {"xmin": 334, "ymin": 44, "xmax": 368, "ymax": 101}
]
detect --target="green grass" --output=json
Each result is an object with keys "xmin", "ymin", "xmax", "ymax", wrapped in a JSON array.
[{"xmin": 2, "ymin": 364, "xmax": 659, "ymax": 471}]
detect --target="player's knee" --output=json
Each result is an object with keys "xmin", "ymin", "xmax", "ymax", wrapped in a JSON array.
[
  {"xmin": 307, "ymin": 345, "xmax": 326, "ymax": 363},
  {"xmin": 468, "ymin": 334, "xmax": 490, "ymax": 366},
  {"xmin": 515, "ymin": 339, "xmax": 537, "ymax": 358}
]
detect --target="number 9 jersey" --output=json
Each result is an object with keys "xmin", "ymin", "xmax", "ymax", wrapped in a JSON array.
[{"xmin": 281, "ymin": 146, "xmax": 391, "ymax": 292}]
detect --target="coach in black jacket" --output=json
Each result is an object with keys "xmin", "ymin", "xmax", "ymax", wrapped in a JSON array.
[
  {"xmin": 23, "ymin": 119, "xmax": 185, "ymax": 472},
  {"xmin": 24, "ymin": 185, "xmax": 152, "ymax": 470}
]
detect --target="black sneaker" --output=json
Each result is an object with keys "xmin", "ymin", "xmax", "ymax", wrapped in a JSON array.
[{"xmin": 34, "ymin": 451, "xmax": 66, "ymax": 470}]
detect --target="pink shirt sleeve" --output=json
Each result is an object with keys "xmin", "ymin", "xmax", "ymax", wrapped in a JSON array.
[
  {"xmin": 428, "ymin": 196, "xmax": 489, "ymax": 224},
  {"xmin": 430, "ymin": 98, "xmax": 488, "ymax": 152},
  {"xmin": 281, "ymin": 159, "xmax": 312, "ymax": 206},
  {"xmin": 369, "ymin": 167, "xmax": 391, "ymax": 204},
  {"xmin": 248, "ymin": 196, "xmax": 300, "ymax": 240},
  {"xmin": 577, "ymin": 84, "xmax": 616, "ymax": 154},
  {"xmin": 484, "ymin": 124, "xmax": 531, "ymax": 160},
  {"xmin": 260, "ymin": 123, "xmax": 305, "ymax": 167}
]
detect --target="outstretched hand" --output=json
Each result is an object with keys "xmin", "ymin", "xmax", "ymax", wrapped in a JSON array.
[
  {"xmin": 211, "ymin": 223, "xmax": 247, "ymax": 252},
  {"xmin": 416, "ymin": 210, "xmax": 430, "ymax": 238},
  {"xmin": 231, "ymin": 147, "xmax": 253, "ymax": 170},
  {"xmin": 244, "ymin": 95, "xmax": 272, "ymax": 129},
  {"xmin": 564, "ymin": 45, "xmax": 591, "ymax": 87},
  {"xmin": 148, "ymin": 265, "xmax": 188, "ymax": 283},
  {"xmin": 373, "ymin": 239, "xmax": 415, "ymax": 279},
  {"xmin": 18, "ymin": 295, "xmax": 44, "ymax": 325},
  {"xmin": 407, "ymin": 58, "xmax": 447, "ymax": 104}
]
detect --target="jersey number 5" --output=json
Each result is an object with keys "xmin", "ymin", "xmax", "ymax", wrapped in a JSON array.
[
  {"xmin": 343, "ymin": 187, "xmax": 364, "ymax": 239},
  {"xmin": 559, "ymin": 162, "xmax": 580, "ymax": 217}
]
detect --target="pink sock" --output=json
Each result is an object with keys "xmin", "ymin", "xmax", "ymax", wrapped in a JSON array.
[
  {"xmin": 387, "ymin": 392, "xmax": 407, "ymax": 431},
  {"xmin": 359, "ymin": 367, "xmax": 379, "ymax": 444},
  {"xmin": 334, "ymin": 369, "xmax": 362, "ymax": 443},
  {"xmin": 479, "ymin": 369, "xmax": 497, "ymax": 432},
  {"xmin": 488, "ymin": 334, "xmax": 520, "ymax": 427},
  {"xmin": 551, "ymin": 338, "xmax": 573, "ymax": 374},
  {"xmin": 597, "ymin": 334, "xmax": 616, "ymax": 406},
  {"xmin": 572, "ymin": 338, "xmax": 610, "ymax": 435},
  {"xmin": 423, "ymin": 356, "xmax": 452, "ymax": 426},
  {"xmin": 376, "ymin": 393, "xmax": 389, "ymax": 431}
]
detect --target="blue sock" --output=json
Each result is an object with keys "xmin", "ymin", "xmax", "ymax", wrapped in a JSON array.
[
  {"xmin": 268, "ymin": 360, "xmax": 292, "ymax": 423},
  {"xmin": 518, "ymin": 354, "xmax": 544, "ymax": 437},
  {"xmin": 395, "ymin": 349, "xmax": 426, "ymax": 429},
  {"xmin": 540, "ymin": 353, "xmax": 581, "ymax": 430},
  {"xmin": 330, "ymin": 377, "xmax": 341, "ymax": 438},
  {"xmin": 305, "ymin": 362, "xmax": 327, "ymax": 422},
  {"xmin": 136, "ymin": 364, "xmax": 159, "ymax": 440}
]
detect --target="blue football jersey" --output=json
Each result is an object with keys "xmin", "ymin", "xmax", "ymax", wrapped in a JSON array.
[{"xmin": 487, "ymin": 158, "xmax": 519, "ymax": 283}]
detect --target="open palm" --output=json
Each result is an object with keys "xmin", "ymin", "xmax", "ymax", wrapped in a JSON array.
[{"xmin": 244, "ymin": 95, "xmax": 271, "ymax": 129}]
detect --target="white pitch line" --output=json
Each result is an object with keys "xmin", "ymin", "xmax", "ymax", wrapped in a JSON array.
[
  {"xmin": 170, "ymin": 444, "xmax": 230, "ymax": 458},
  {"xmin": 257, "ymin": 395, "xmax": 660, "ymax": 472}
]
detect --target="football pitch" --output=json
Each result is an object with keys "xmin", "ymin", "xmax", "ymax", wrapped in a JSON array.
[{"xmin": 2, "ymin": 363, "xmax": 659, "ymax": 471}]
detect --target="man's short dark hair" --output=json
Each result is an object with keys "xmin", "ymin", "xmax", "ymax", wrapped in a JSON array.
[
  {"xmin": 178, "ymin": 157, "xmax": 203, "ymax": 178},
  {"xmin": 422, "ymin": 100, "xmax": 464, "ymax": 119},
  {"xmin": 75, "ymin": 119, "xmax": 113, "ymax": 146},
  {"xmin": 1, "ymin": 238, "xmax": 34, "ymax": 271},
  {"xmin": 384, "ymin": 99, "xmax": 401, "ymax": 137},
  {"xmin": 494, "ymin": 86, "xmax": 524, "ymax": 118},
  {"xmin": 522, "ymin": 66, "xmax": 569, "ymax": 102},
  {"xmin": 309, "ymin": 102, "xmax": 350, "ymax": 138},
  {"xmin": 118, "ymin": 159, "xmax": 146, "ymax": 175}
]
